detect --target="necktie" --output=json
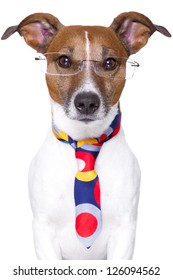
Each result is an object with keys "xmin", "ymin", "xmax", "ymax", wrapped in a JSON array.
[{"xmin": 52, "ymin": 106, "xmax": 121, "ymax": 248}]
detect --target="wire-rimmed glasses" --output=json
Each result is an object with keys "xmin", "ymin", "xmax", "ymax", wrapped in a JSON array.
[{"xmin": 35, "ymin": 52, "xmax": 140, "ymax": 80}]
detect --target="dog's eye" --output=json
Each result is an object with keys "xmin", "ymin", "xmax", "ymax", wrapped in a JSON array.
[
  {"xmin": 103, "ymin": 58, "xmax": 118, "ymax": 71},
  {"xmin": 57, "ymin": 55, "xmax": 72, "ymax": 68}
]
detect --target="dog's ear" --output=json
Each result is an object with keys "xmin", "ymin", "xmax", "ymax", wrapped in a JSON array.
[
  {"xmin": 1, "ymin": 13, "xmax": 63, "ymax": 53},
  {"xmin": 110, "ymin": 11, "xmax": 171, "ymax": 55}
]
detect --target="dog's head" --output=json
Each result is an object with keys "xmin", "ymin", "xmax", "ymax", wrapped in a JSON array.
[{"xmin": 2, "ymin": 12, "xmax": 171, "ymax": 138}]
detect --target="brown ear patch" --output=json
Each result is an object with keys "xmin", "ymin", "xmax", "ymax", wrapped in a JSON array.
[
  {"xmin": 121, "ymin": 21, "xmax": 151, "ymax": 54},
  {"xmin": 1, "ymin": 13, "xmax": 64, "ymax": 53},
  {"xmin": 110, "ymin": 11, "xmax": 171, "ymax": 55},
  {"xmin": 19, "ymin": 21, "xmax": 59, "ymax": 53}
]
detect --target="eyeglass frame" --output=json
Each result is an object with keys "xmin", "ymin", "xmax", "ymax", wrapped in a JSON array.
[{"xmin": 35, "ymin": 52, "xmax": 140, "ymax": 79}]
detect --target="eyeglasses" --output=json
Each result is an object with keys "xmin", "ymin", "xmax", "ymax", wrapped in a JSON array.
[{"xmin": 35, "ymin": 52, "xmax": 140, "ymax": 80}]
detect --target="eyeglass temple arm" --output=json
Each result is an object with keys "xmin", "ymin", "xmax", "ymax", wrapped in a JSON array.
[
  {"xmin": 35, "ymin": 56, "xmax": 46, "ymax": 61},
  {"xmin": 129, "ymin": 60, "xmax": 140, "ymax": 67}
]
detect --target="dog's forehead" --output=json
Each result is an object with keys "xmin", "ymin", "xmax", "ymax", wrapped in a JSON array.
[{"xmin": 48, "ymin": 25, "xmax": 126, "ymax": 57}]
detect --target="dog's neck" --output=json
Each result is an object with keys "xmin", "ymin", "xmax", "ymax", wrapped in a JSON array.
[{"xmin": 50, "ymin": 98, "xmax": 120, "ymax": 140}]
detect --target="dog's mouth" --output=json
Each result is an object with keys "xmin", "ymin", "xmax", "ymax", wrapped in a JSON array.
[
  {"xmin": 78, "ymin": 117, "xmax": 96, "ymax": 123},
  {"xmin": 66, "ymin": 113, "xmax": 103, "ymax": 123},
  {"xmin": 67, "ymin": 109, "xmax": 108, "ymax": 123}
]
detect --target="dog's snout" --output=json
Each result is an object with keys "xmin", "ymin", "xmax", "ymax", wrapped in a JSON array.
[{"xmin": 74, "ymin": 92, "xmax": 100, "ymax": 115}]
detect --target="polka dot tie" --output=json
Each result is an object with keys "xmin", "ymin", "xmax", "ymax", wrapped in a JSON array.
[{"xmin": 52, "ymin": 105, "xmax": 121, "ymax": 248}]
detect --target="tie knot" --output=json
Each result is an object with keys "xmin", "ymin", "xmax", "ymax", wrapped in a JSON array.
[{"xmin": 76, "ymin": 138, "xmax": 99, "ymax": 148}]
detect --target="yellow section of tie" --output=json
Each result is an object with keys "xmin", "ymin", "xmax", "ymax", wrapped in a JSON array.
[{"xmin": 76, "ymin": 170, "xmax": 97, "ymax": 182}]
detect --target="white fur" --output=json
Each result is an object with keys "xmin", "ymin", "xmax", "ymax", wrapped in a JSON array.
[
  {"xmin": 84, "ymin": 31, "xmax": 90, "ymax": 66},
  {"xmin": 29, "ymin": 99, "xmax": 141, "ymax": 259}
]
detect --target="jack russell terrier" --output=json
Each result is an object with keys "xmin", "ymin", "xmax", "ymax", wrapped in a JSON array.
[{"xmin": 1, "ymin": 11, "xmax": 171, "ymax": 260}]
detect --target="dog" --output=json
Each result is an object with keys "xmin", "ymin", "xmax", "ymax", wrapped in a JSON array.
[{"xmin": 1, "ymin": 11, "xmax": 171, "ymax": 260}]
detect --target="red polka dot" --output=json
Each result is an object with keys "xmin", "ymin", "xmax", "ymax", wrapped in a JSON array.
[
  {"xmin": 75, "ymin": 151, "xmax": 95, "ymax": 171},
  {"xmin": 94, "ymin": 180, "xmax": 101, "ymax": 206},
  {"xmin": 76, "ymin": 213, "xmax": 98, "ymax": 237},
  {"xmin": 100, "ymin": 133, "xmax": 107, "ymax": 142}
]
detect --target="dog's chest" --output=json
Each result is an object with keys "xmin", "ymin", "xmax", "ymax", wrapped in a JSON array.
[
  {"xmin": 29, "ymin": 129, "xmax": 140, "ymax": 259},
  {"xmin": 29, "ymin": 130, "xmax": 134, "ymax": 226}
]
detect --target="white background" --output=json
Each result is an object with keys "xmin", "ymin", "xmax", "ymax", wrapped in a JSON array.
[{"xmin": 0, "ymin": 0, "xmax": 173, "ymax": 277}]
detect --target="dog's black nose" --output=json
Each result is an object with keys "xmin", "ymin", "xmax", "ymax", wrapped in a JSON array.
[{"xmin": 74, "ymin": 92, "xmax": 100, "ymax": 115}]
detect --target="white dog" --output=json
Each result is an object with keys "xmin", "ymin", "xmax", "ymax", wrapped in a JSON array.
[{"xmin": 1, "ymin": 11, "xmax": 171, "ymax": 259}]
